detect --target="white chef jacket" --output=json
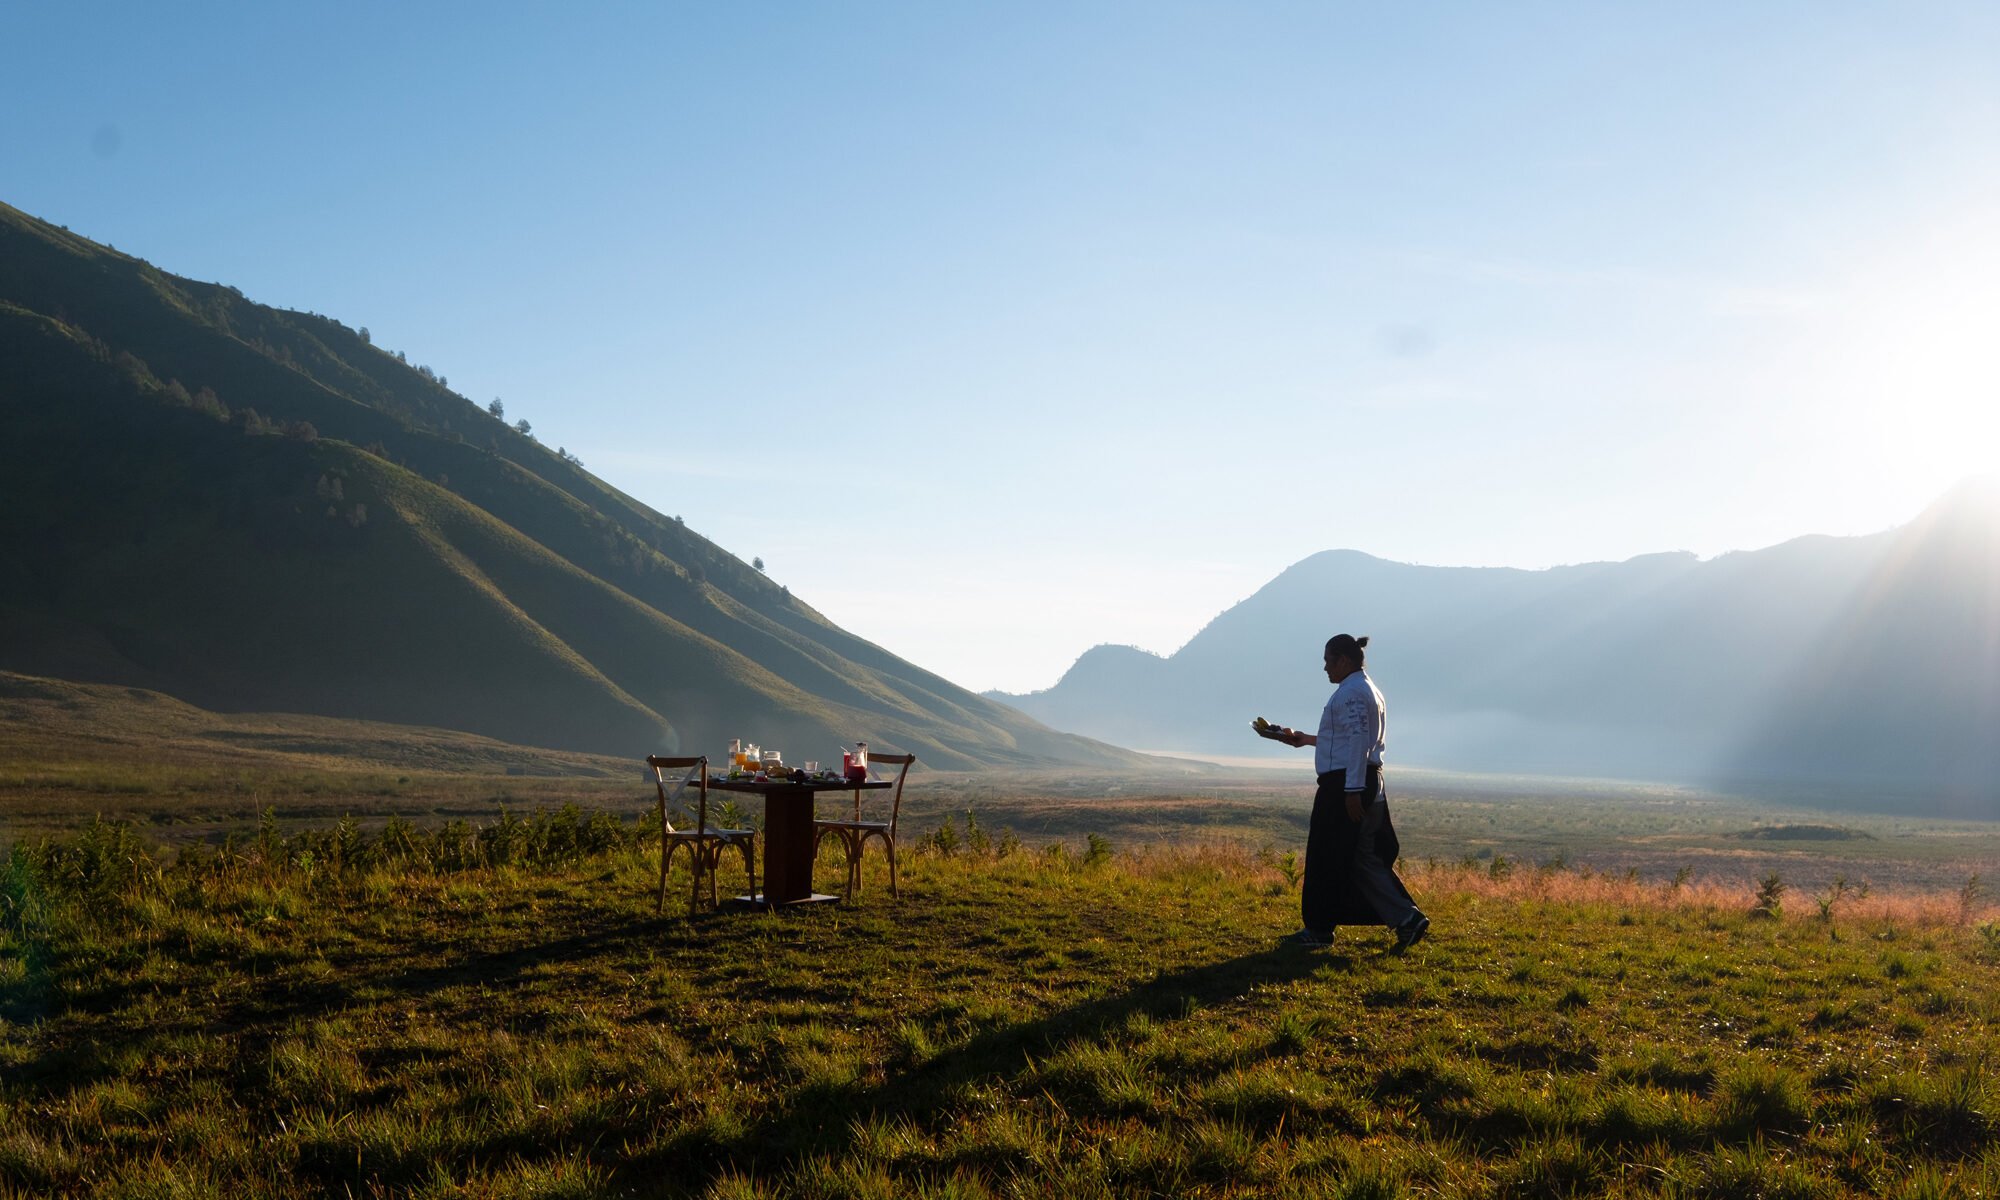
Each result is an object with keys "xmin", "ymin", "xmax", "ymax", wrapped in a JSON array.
[{"xmin": 1315, "ymin": 669, "xmax": 1386, "ymax": 789}]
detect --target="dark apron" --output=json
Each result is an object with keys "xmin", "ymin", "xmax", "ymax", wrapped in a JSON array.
[{"xmin": 1301, "ymin": 763, "xmax": 1406, "ymax": 929}]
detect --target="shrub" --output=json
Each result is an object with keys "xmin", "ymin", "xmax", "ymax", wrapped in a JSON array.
[
  {"xmin": 1815, "ymin": 874, "xmax": 1866, "ymax": 925},
  {"xmin": 1276, "ymin": 850, "xmax": 1302, "ymax": 889},
  {"xmin": 713, "ymin": 799, "xmax": 751, "ymax": 833},
  {"xmin": 964, "ymin": 809, "xmax": 991, "ymax": 856},
  {"xmin": 1751, "ymin": 871, "xmax": 1786, "ymax": 919},
  {"xmin": 919, "ymin": 817, "xmax": 960, "ymax": 857},
  {"xmin": 1958, "ymin": 874, "xmax": 1988, "ymax": 925}
]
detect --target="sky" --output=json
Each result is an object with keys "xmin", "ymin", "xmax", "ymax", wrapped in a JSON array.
[{"xmin": 7, "ymin": 3, "xmax": 2000, "ymax": 692}]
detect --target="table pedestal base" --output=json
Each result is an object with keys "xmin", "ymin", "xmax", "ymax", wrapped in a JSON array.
[{"xmin": 732, "ymin": 892, "xmax": 841, "ymax": 910}]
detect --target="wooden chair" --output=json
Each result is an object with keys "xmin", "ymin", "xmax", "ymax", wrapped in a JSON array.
[
  {"xmin": 648, "ymin": 755, "xmax": 756, "ymax": 913},
  {"xmin": 812, "ymin": 752, "xmax": 915, "ymax": 899}
]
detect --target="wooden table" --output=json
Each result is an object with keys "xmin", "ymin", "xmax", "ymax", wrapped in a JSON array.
[{"xmin": 711, "ymin": 776, "xmax": 891, "ymax": 908}]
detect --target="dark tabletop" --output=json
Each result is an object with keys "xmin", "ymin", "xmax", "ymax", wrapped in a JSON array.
[{"xmin": 709, "ymin": 776, "xmax": 892, "ymax": 793}]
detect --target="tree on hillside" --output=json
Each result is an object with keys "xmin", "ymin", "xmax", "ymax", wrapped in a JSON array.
[
  {"xmin": 488, "ymin": 398, "xmax": 504, "ymax": 419},
  {"xmin": 514, "ymin": 418, "xmax": 533, "ymax": 438},
  {"xmin": 753, "ymin": 557, "xmax": 765, "ymax": 572},
  {"xmin": 358, "ymin": 326, "xmax": 371, "ymax": 344}
]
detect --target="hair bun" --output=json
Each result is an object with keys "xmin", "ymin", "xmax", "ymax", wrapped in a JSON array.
[{"xmin": 1355, "ymin": 636, "xmax": 1370, "ymax": 648}]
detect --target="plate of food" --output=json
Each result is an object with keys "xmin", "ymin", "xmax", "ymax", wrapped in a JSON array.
[{"xmin": 1250, "ymin": 716, "xmax": 1294, "ymax": 742}]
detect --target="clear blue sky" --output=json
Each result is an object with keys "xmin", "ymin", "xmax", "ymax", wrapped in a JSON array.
[{"xmin": 8, "ymin": 3, "xmax": 1999, "ymax": 691}]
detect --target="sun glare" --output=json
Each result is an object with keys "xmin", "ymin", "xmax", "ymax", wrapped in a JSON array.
[{"xmin": 1824, "ymin": 213, "xmax": 2000, "ymax": 496}]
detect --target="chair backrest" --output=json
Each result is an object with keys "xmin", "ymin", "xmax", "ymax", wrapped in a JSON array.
[
  {"xmin": 853, "ymin": 752, "xmax": 916, "ymax": 833},
  {"xmin": 648, "ymin": 754, "xmax": 708, "ymax": 834}
]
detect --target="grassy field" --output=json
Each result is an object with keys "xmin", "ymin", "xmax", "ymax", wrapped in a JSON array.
[
  {"xmin": 5, "ymin": 798, "xmax": 2000, "ymax": 1198},
  {"xmin": 8, "ymin": 690, "xmax": 2000, "ymax": 1196}
]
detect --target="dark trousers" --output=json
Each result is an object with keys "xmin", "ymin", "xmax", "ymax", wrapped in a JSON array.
[{"xmin": 1301, "ymin": 765, "xmax": 1420, "ymax": 934}]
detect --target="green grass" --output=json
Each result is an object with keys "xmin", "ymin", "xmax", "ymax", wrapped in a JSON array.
[{"xmin": 5, "ymin": 808, "xmax": 1999, "ymax": 1198}]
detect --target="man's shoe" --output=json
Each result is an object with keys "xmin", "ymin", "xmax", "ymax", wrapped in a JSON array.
[
  {"xmin": 1285, "ymin": 927, "xmax": 1334, "ymax": 948},
  {"xmin": 1394, "ymin": 913, "xmax": 1430, "ymax": 951}
]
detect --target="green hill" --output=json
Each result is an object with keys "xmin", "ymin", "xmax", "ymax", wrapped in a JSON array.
[{"xmin": 0, "ymin": 201, "xmax": 1138, "ymax": 770}]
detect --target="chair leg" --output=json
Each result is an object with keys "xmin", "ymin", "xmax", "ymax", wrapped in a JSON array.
[
  {"xmin": 668, "ymin": 808, "xmax": 684, "ymax": 908},
  {"xmin": 738, "ymin": 839, "xmax": 756, "ymax": 903},
  {"xmin": 887, "ymin": 836, "xmax": 898, "ymax": 899},
  {"xmin": 690, "ymin": 841, "xmax": 706, "ymax": 915},
  {"xmin": 658, "ymin": 838, "xmax": 672, "ymax": 913}
]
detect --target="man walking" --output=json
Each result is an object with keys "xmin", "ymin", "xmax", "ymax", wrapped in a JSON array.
[{"xmin": 1264, "ymin": 634, "xmax": 1428, "ymax": 950}]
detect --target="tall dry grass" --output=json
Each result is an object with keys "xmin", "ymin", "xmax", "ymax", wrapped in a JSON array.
[{"xmin": 1079, "ymin": 839, "xmax": 2000, "ymax": 930}]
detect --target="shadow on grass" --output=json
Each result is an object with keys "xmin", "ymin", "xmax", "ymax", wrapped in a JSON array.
[
  {"xmin": 15, "ymin": 883, "xmax": 1342, "ymax": 1194},
  {"xmin": 15, "ymin": 896, "xmax": 707, "ymax": 1092},
  {"xmin": 620, "ymin": 941, "xmax": 1348, "ymax": 1195}
]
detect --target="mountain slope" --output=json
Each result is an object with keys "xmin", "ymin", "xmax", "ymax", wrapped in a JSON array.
[
  {"xmin": 995, "ymin": 486, "xmax": 2000, "ymax": 813},
  {"xmin": 1731, "ymin": 477, "xmax": 2000, "ymax": 798},
  {"xmin": 0, "ymin": 201, "xmax": 1141, "ymax": 769}
]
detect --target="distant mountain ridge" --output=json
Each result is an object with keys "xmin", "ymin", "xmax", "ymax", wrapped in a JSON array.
[
  {"xmin": 0, "ymin": 201, "xmax": 1143, "ymax": 770},
  {"xmin": 993, "ymin": 480, "xmax": 2000, "ymax": 815}
]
